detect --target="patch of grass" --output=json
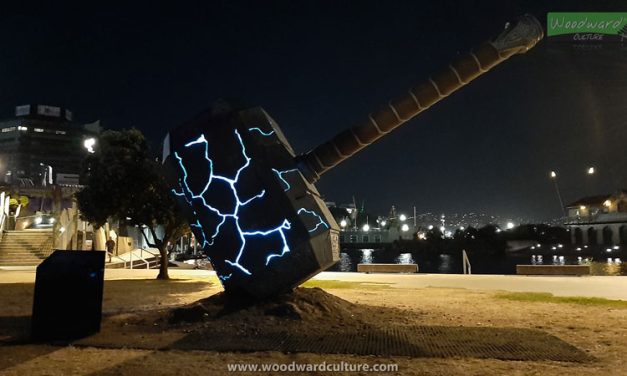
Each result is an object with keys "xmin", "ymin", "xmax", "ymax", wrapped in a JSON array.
[
  {"xmin": 301, "ymin": 279, "xmax": 391, "ymax": 289},
  {"xmin": 496, "ymin": 292, "xmax": 627, "ymax": 308}
]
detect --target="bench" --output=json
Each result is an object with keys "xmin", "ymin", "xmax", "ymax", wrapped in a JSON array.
[
  {"xmin": 357, "ymin": 263, "xmax": 418, "ymax": 273},
  {"xmin": 516, "ymin": 265, "xmax": 590, "ymax": 276}
]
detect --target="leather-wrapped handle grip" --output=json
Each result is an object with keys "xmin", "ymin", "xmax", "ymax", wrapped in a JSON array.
[{"xmin": 298, "ymin": 14, "xmax": 543, "ymax": 183}]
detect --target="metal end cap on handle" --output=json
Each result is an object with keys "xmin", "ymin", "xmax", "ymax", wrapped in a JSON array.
[{"xmin": 492, "ymin": 14, "xmax": 544, "ymax": 55}]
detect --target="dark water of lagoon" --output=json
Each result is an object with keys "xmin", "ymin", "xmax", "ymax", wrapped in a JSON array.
[{"xmin": 328, "ymin": 248, "xmax": 627, "ymax": 276}]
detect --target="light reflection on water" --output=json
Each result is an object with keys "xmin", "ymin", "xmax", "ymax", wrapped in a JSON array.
[
  {"xmin": 438, "ymin": 254, "xmax": 451, "ymax": 273},
  {"xmin": 337, "ymin": 252, "xmax": 353, "ymax": 272},
  {"xmin": 396, "ymin": 253, "xmax": 415, "ymax": 264},
  {"xmin": 332, "ymin": 249, "xmax": 627, "ymax": 275}
]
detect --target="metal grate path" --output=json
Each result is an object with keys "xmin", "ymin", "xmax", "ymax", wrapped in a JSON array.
[{"xmin": 174, "ymin": 325, "xmax": 595, "ymax": 363}]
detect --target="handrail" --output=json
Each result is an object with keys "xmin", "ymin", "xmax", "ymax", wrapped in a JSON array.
[
  {"xmin": 129, "ymin": 249, "xmax": 152, "ymax": 269},
  {"xmin": 462, "ymin": 250, "xmax": 472, "ymax": 275}
]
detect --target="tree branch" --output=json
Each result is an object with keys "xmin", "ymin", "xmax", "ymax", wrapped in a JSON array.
[{"xmin": 140, "ymin": 227, "xmax": 156, "ymax": 248}]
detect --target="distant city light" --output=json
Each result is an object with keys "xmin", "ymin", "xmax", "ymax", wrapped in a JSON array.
[
  {"xmin": 362, "ymin": 224, "xmax": 370, "ymax": 232},
  {"xmin": 506, "ymin": 222, "xmax": 514, "ymax": 229},
  {"xmin": 550, "ymin": 170, "xmax": 557, "ymax": 179},
  {"xmin": 401, "ymin": 224, "xmax": 409, "ymax": 232},
  {"xmin": 439, "ymin": 226, "xmax": 445, "ymax": 232},
  {"xmin": 587, "ymin": 166, "xmax": 595, "ymax": 175},
  {"xmin": 428, "ymin": 225, "xmax": 433, "ymax": 230},
  {"xmin": 380, "ymin": 220, "xmax": 387, "ymax": 227},
  {"xmin": 340, "ymin": 219, "xmax": 347, "ymax": 228},
  {"xmin": 84, "ymin": 138, "xmax": 96, "ymax": 153},
  {"xmin": 459, "ymin": 226, "xmax": 465, "ymax": 231},
  {"xmin": 399, "ymin": 214, "xmax": 407, "ymax": 221}
]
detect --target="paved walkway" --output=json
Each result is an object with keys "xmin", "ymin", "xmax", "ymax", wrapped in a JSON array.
[
  {"xmin": 316, "ymin": 272, "xmax": 627, "ymax": 300},
  {"xmin": 1, "ymin": 268, "xmax": 626, "ymax": 300}
]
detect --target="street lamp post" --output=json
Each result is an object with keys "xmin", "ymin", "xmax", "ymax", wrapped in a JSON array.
[
  {"xmin": 586, "ymin": 166, "xmax": 596, "ymax": 196},
  {"xmin": 549, "ymin": 171, "xmax": 566, "ymax": 217}
]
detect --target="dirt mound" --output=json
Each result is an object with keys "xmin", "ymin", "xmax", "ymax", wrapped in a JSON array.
[{"xmin": 169, "ymin": 287, "xmax": 359, "ymax": 326}]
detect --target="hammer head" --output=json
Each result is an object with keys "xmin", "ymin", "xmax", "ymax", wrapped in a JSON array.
[{"xmin": 163, "ymin": 104, "xmax": 339, "ymax": 298}]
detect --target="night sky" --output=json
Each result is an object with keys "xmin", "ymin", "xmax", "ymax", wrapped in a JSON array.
[{"xmin": 1, "ymin": 1, "xmax": 625, "ymax": 221}]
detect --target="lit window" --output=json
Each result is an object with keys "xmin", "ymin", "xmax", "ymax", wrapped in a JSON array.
[
  {"xmin": 34, "ymin": 128, "xmax": 44, "ymax": 133},
  {"xmin": 55, "ymin": 130, "xmax": 66, "ymax": 135},
  {"xmin": 18, "ymin": 126, "xmax": 28, "ymax": 131}
]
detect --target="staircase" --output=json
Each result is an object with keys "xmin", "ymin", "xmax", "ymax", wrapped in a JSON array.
[{"xmin": 0, "ymin": 230, "xmax": 54, "ymax": 266}]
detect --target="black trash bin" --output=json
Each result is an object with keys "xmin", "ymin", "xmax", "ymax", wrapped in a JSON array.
[{"xmin": 31, "ymin": 250, "xmax": 105, "ymax": 341}]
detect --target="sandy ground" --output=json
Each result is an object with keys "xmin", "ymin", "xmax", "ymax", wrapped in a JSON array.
[{"xmin": 0, "ymin": 272, "xmax": 626, "ymax": 375}]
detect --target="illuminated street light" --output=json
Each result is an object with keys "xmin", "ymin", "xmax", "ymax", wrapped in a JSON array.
[
  {"xmin": 506, "ymin": 222, "xmax": 514, "ymax": 229},
  {"xmin": 548, "ymin": 170, "xmax": 566, "ymax": 217},
  {"xmin": 380, "ymin": 220, "xmax": 387, "ymax": 227},
  {"xmin": 84, "ymin": 138, "xmax": 96, "ymax": 153},
  {"xmin": 362, "ymin": 224, "xmax": 370, "ymax": 232},
  {"xmin": 401, "ymin": 224, "xmax": 409, "ymax": 232},
  {"xmin": 340, "ymin": 219, "xmax": 347, "ymax": 228},
  {"xmin": 399, "ymin": 214, "xmax": 407, "ymax": 221},
  {"xmin": 587, "ymin": 166, "xmax": 595, "ymax": 175}
]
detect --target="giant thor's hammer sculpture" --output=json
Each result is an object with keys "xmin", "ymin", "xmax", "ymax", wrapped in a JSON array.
[{"xmin": 162, "ymin": 15, "xmax": 543, "ymax": 298}]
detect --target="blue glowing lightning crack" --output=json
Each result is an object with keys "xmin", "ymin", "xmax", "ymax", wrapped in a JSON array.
[
  {"xmin": 297, "ymin": 208, "xmax": 329, "ymax": 233},
  {"xmin": 248, "ymin": 127, "xmax": 275, "ymax": 136},
  {"xmin": 272, "ymin": 168, "xmax": 300, "ymax": 192},
  {"xmin": 173, "ymin": 129, "xmax": 295, "ymax": 277}
]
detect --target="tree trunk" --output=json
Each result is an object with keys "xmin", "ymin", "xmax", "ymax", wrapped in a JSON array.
[{"xmin": 156, "ymin": 244, "xmax": 169, "ymax": 280}]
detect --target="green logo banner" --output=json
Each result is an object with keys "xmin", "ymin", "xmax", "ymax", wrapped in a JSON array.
[{"xmin": 547, "ymin": 12, "xmax": 627, "ymax": 40}]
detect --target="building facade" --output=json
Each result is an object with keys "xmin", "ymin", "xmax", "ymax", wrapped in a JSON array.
[
  {"xmin": 565, "ymin": 190, "xmax": 627, "ymax": 246},
  {"xmin": 0, "ymin": 104, "xmax": 99, "ymax": 186}
]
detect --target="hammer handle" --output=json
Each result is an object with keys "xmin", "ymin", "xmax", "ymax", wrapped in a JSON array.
[{"xmin": 298, "ymin": 14, "xmax": 543, "ymax": 183}]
